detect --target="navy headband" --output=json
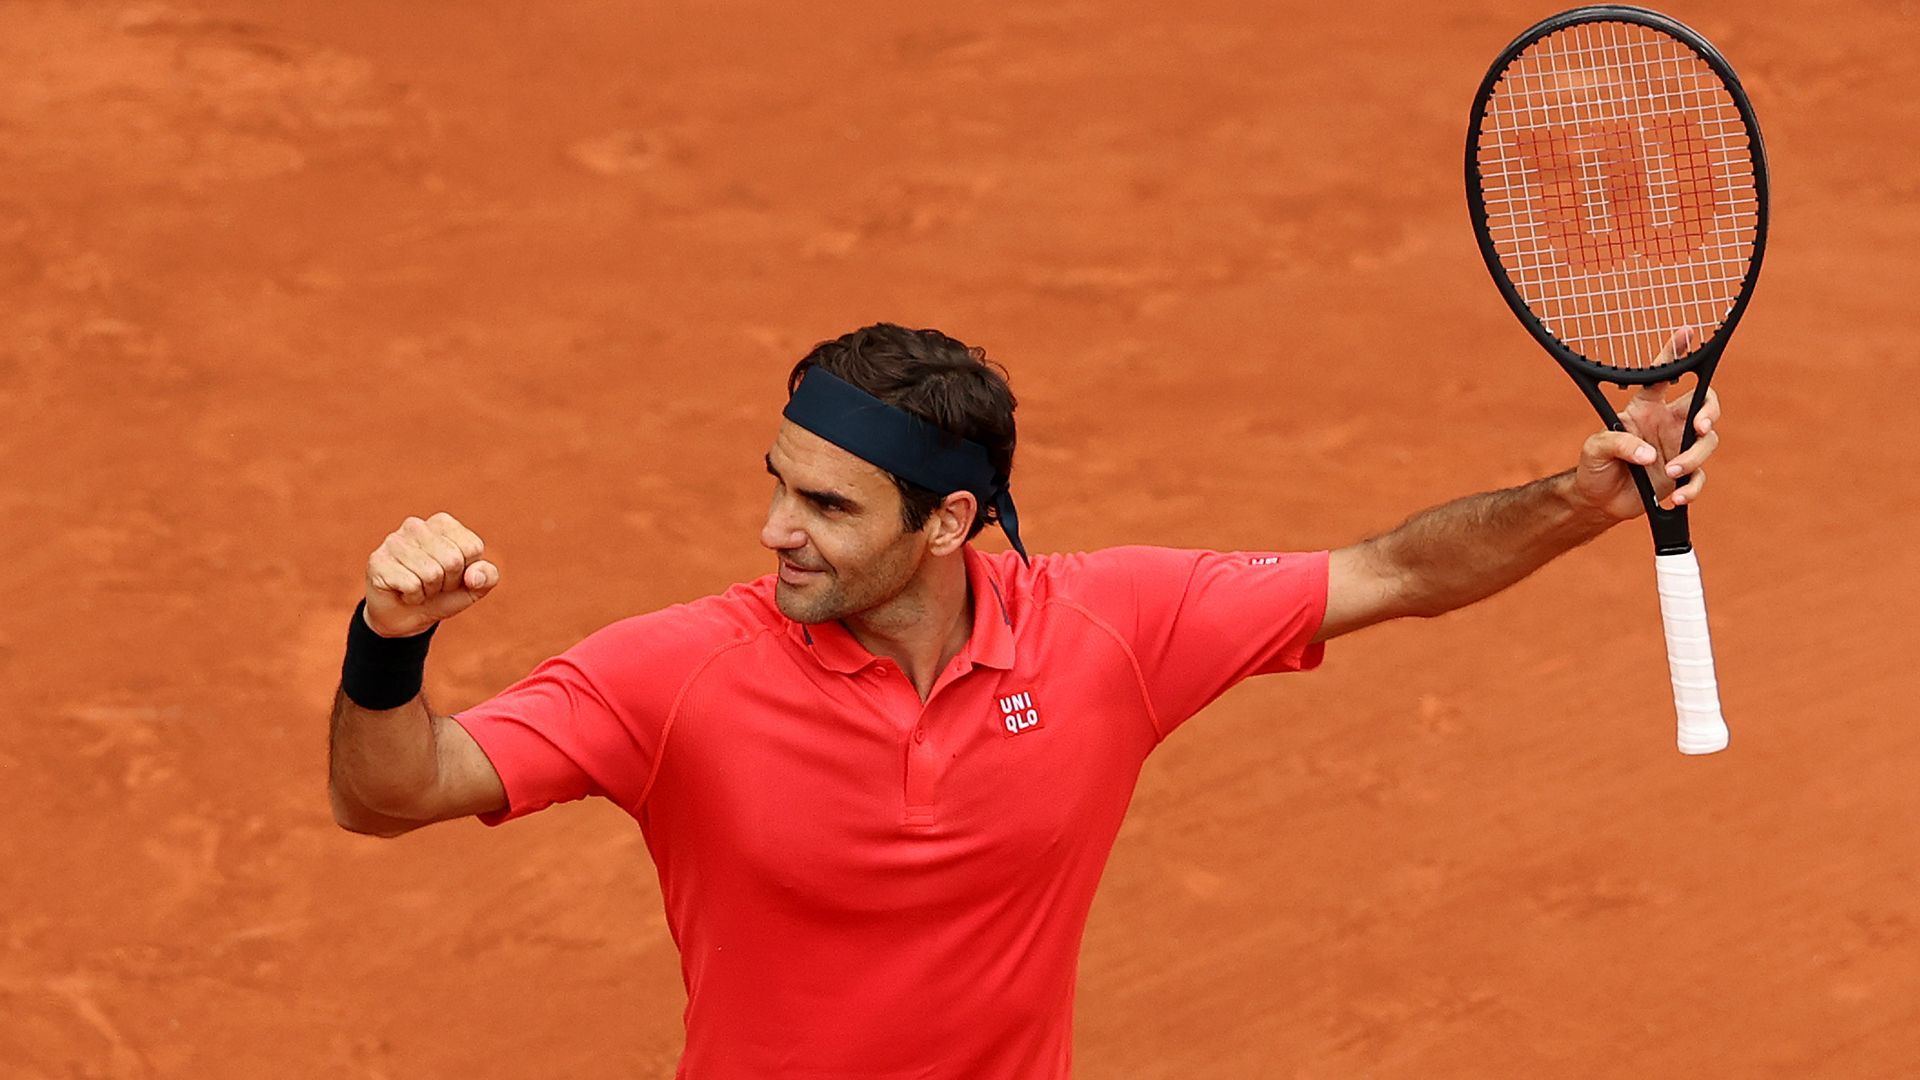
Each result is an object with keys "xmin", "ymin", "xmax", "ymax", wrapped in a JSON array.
[{"xmin": 783, "ymin": 367, "xmax": 1027, "ymax": 563}]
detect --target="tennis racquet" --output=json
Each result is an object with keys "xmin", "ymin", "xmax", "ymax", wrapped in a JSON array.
[{"xmin": 1465, "ymin": 5, "xmax": 1768, "ymax": 754}]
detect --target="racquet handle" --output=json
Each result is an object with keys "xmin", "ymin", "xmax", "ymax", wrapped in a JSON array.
[{"xmin": 1655, "ymin": 550, "xmax": 1730, "ymax": 755}]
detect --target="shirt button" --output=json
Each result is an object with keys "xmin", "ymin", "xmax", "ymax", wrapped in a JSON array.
[{"xmin": 912, "ymin": 728, "xmax": 926, "ymax": 744}]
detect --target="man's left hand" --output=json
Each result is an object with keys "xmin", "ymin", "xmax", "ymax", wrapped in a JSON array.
[{"xmin": 1568, "ymin": 327, "xmax": 1724, "ymax": 523}]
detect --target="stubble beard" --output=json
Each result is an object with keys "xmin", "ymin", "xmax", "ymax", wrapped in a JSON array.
[
  {"xmin": 775, "ymin": 572, "xmax": 850, "ymax": 624},
  {"xmin": 775, "ymin": 536, "xmax": 923, "ymax": 626}
]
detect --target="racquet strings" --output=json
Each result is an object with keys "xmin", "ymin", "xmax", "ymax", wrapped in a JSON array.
[{"xmin": 1475, "ymin": 20, "xmax": 1760, "ymax": 373}]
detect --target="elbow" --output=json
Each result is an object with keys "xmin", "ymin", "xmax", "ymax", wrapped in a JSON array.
[
  {"xmin": 1323, "ymin": 542, "xmax": 1443, "ymax": 639},
  {"xmin": 329, "ymin": 781, "xmax": 420, "ymax": 839},
  {"xmin": 335, "ymin": 817, "xmax": 409, "ymax": 839}
]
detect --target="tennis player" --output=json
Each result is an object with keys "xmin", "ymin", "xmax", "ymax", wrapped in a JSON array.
[{"xmin": 328, "ymin": 322, "xmax": 1720, "ymax": 1078}]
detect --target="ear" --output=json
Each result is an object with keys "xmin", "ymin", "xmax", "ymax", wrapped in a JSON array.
[{"xmin": 926, "ymin": 491, "xmax": 978, "ymax": 556}]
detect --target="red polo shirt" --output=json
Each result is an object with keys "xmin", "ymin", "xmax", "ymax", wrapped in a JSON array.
[{"xmin": 454, "ymin": 544, "xmax": 1328, "ymax": 1078}]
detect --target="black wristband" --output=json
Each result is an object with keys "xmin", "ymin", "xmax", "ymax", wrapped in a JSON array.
[{"xmin": 341, "ymin": 600, "xmax": 437, "ymax": 710}]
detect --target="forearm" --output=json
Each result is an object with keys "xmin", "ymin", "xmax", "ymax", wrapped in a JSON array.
[
  {"xmin": 328, "ymin": 689, "xmax": 443, "ymax": 834},
  {"xmin": 1362, "ymin": 469, "xmax": 1615, "ymax": 619},
  {"xmin": 331, "ymin": 513, "xmax": 509, "ymax": 834}
]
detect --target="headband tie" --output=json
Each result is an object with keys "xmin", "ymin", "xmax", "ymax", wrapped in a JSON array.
[{"xmin": 783, "ymin": 367, "xmax": 1027, "ymax": 563}]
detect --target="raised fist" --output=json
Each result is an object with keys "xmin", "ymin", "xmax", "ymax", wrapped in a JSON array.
[{"xmin": 363, "ymin": 513, "xmax": 499, "ymax": 638}]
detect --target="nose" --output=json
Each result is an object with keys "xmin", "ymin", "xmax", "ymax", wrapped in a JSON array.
[{"xmin": 760, "ymin": 496, "xmax": 806, "ymax": 553}]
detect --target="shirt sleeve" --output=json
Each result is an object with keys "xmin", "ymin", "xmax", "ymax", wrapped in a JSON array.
[
  {"xmin": 1063, "ymin": 546, "xmax": 1329, "ymax": 739},
  {"xmin": 452, "ymin": 603, "xmax": 740, "ymax": 825}
]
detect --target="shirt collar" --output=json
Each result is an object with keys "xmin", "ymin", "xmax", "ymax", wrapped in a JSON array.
[{"xmin": 787, "ymin": 545, "xmax": 1017, "ymax": 675}]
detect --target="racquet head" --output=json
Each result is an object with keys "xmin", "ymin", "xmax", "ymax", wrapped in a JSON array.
[{"xmin": 1466, "ymin": 6, "xmax": 1768, "ymax": 386}]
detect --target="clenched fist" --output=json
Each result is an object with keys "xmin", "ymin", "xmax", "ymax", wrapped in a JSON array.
[{"xmin": 364, "ymin": 513, "xmax": 499, "ymax": 638}]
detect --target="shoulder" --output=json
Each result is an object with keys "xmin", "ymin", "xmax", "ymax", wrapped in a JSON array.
[
  {"xmin": 567, "ymin": 575, "xmax": 783, "ymax": 676},
  {"xmin": 1014, "ymin": 546, "xmax": 1205, "ymax": 600},
  {"xmin": 974, "ymin": 545, "xmax": 1205, "ymax": 631},
  {"xmin": 988, "ymin": 546, "xmax": 1327, "ymax": 628}
]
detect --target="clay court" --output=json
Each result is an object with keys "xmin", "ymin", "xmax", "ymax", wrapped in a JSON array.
[{"xmin": 4, "ymin": 1, "xmax": 1915, "ymax": 1076}]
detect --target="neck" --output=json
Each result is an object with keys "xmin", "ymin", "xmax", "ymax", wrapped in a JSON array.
[{"xmin": 843, "ymin": 549, "xmax": 972, "ymax": 701}]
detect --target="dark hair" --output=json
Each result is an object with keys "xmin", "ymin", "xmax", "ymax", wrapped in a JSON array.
[{"xmin": 787, "ymin": 323, "xmax": 1016, "ymax": 540}]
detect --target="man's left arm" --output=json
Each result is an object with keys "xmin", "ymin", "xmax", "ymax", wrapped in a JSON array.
[{"xmin": 1315, "ymin": 384, "xmax": 1723, "ymax": 643}]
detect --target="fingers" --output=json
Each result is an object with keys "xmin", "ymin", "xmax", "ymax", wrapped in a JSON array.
[
  {"xmin": 463, "ymin": 559, "xmax": 500, "ymax": 598},
  {"xmin": 1673, "ymin": 467, "xmax": 1707, "ymax": 506},
  {"xmin": 1627, "ymin": 380, "xmax": 1674, "ymax": 417},
  {"xmin": 367, "ymin": 514, "xmax": 495, "ymax": 605},
  {"xmin": 1664, "ymin": 427, "xmax": 1720, "ymax": 479},
  {"xmin": 1631, "ymin": 381, "xmax": 1721, "ymax": 464},
  {"xmin": 432, "ymin": 516, "xmax": 497, "ymax": 600},
  {"xmin": 400, "ymin": 517, "xmax": 468, "ymax": 599},
  {"xmin": 429, "ymin": 511, "xmax": 485, "ymax": 562},
  {"xmin": 1692, "ymin": 387, "xmax": 1721, "ymax": 435},
  {"xmin": 1582, "ymin": 429, "xmax": 1658, "ymax": 471},
  {"xmin": 1653, "ymin": 326, "xmax": 1695, "ymax": 366},
  {"xmin": 1662, "ymin": 385, "xmax": 1719, "ymax": 425},
  {"xmin": 367, "ymin": 550, "xmax": 426, "ymax": 605}
]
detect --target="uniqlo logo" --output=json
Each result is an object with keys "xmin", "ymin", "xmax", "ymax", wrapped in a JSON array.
[{"xmin": 998, "ymin": 690, "xmax": 1042, "ymax": 736}]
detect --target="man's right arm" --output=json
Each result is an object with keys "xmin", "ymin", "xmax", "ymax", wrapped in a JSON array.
[
  {"xmin": 328, "ymin": 513, "xmax": 507, "ymax": 837},
  {"xmin": 328, "ymin": 690, "xmax": 505, "ymax": 837}
]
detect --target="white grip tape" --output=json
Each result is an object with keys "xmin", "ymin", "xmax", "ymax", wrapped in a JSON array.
[{"xmin": 1655, "ymin": 550, "xmax": 1730, "ymax": 755}]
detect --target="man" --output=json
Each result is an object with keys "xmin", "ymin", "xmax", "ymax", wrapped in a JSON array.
[{"xmin": 328, "ymin": 323, "xmax": 1720, "ymax": 1078}]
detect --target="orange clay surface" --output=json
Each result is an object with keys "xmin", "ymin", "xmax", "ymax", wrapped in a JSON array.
[{"xmin": 3, "ymin": 2, "xmax": 1915, "ymax": 1077}]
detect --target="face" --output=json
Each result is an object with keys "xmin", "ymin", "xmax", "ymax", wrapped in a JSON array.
[{"xmin": 760, "ymin": 421, "xmax": 932, "ymax": 624}]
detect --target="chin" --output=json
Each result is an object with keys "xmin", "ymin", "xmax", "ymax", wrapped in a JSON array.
[{"xmin": 775, "ymin": 581, "xmax": 841, "ymax": 624}]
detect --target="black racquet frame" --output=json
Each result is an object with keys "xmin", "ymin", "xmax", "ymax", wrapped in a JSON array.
[{"xmin": 1464, "ymin": 4, "xmax": 1769, "ymax": 556}]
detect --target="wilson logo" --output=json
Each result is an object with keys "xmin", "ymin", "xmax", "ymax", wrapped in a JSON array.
[
  {"xmin": 1504, "ymin": 113, "xmax": 1725, "ymax": 272},
  {"xmin": 998, "ymin": 691, "xmax": 1042, "ymax": 736}
]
